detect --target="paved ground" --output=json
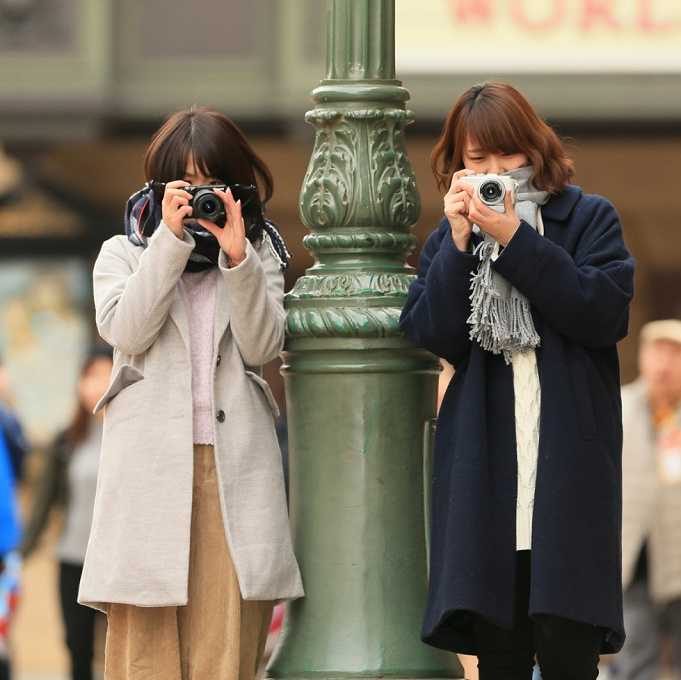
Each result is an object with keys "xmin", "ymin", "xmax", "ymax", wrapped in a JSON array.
[
  {"xmin": 10, "ymin": 487, "xmax": 105, "ymax": 680},
  {"xmin": 7, "ymin": 488, "xmax": 675, "ymax": 680},
  {"xmin": 12, "ymin": 513, "xmax": 68, "ymax": 677}
]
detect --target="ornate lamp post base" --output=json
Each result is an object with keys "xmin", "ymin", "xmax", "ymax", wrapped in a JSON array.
[{"xmin": 269, "ymin": 2, "xmax": 463, "ymax": 679}]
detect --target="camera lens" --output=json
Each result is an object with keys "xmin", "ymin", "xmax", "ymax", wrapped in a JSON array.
[
  {"xmin": 199, "ymin": 198, "xmax": 218, "ymax": 217},
  {"xmin": 478, "ymin": 179, "xmax": 504, "ymax": 205},
  {"xmin": 193, "ymin": 189, "xmax": 222, "ymax": 221}
]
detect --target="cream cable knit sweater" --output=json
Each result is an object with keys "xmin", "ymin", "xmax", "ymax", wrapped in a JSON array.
[
  {"xmin": 512, "ymin": 348, "xmax": 541, "ymax": 550},
  {"xmin": 492, "ymin": 210, "xmax": 543, "ymax": 551}
]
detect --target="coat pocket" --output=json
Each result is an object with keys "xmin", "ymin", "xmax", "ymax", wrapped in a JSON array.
[
  {"xmin": 568, "ymin": 363, "xmax": 597, "ymax": 440},
  {"xmin": 245, "ymin": 371, "xmax": 280, "ymax": 417},
  {"xmin": 94, "ymin": 364, "xmax": 144, "ymax": 414}
]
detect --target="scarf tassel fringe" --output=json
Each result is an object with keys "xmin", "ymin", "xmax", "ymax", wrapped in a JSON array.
[{"xmin": 467, "ymin": 241, "xmax": 540, "ymax": 364}]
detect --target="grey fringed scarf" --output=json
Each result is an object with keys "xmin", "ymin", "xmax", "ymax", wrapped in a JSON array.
[{"xmin": 467, "ymin": 165, "xmax": 550, "ymax": 363}]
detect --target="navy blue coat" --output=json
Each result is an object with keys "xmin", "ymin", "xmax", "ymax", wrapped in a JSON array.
[{"xmin": 400, "ymin": 185, "xmax": 634, "ymax": 655}]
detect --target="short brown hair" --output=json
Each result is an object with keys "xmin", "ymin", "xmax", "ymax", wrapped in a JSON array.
[
  {"xmin": 66, "ymin": 348, "xmax": 113, "ymax": 445},
  {"xmin": 430, "ymin": 82, "xmax": 574, "ymax": 194},
  {"xmin": 144, "ymin": 106, "xmax": 274, "ymax": 203}
]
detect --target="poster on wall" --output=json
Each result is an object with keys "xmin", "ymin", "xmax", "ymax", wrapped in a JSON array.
[
  {"xmin": 0, "ymin": 259, "xmax": 91, "ymax": 447},
  {"xmin": 396, "ymin": 0, "xmax": 681, "ymax": 73}
]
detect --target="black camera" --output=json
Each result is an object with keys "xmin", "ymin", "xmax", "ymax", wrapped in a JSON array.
[
  {"xmin": 185, "ymin": 183, "xmax": 260, "ymax": 222},
  {"xmin": 148, "ymin": 181, "xmax": 265, "ymax": 242}
]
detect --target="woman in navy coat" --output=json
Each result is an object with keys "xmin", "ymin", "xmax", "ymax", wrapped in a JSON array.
[{"xmin": 400, "ymin": 83, "xmax": 634, "ymax": 680}]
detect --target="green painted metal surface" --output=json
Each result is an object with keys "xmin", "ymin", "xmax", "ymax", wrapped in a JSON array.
[{"xmin": 268, "ymin": 2, "xmax": 462, "ymax": 678}]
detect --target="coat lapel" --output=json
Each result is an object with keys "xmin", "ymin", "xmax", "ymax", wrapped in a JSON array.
[
  {"xmin": 169, "ymin": 287, "xmax": 191, "ymax": 351},
  {"xmin": 213, "ymin": 271, "xmax": 231, "ymax": 349},
  {"xmin": 541, "ymin": 185, "xmax": 582, "ymax": 222}
]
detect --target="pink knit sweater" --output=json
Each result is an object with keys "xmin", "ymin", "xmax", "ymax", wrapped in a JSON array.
[{"xmin": 178, "ymin": 268, "xmax": 218, "ymax": 445}]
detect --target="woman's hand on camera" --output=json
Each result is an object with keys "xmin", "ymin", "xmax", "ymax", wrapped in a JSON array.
[
  {"xmin": 467, "ymin": 189, "xmax": 520, "ymax": 247},
  {"xmin": 161, "ymin": 180, "xmax": 192, "ymax": 239},
  {"xmin": 445, "ymin": 170, "xmax": 475, "ymax": 252},
  {"xmin": 199, "ymin": 188, "xmax": 247, "ymax": 266}
]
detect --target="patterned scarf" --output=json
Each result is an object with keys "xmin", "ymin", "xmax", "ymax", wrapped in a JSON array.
[
  {"xmin": 123, "ymin": 183, "xmax": 290, "ymax": 271},
  {"xmin": 467, "ymin": 165, "xmax": 550, "ymax": 363}
]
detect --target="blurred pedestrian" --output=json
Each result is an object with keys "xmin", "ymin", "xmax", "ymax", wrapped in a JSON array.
[
  {"xmin": 610, "ymin": 319, "xmax": 681, "ymax": 680},
  {"xmin": 400, "ymin": 81, "xmax": 634, "ymax": 680},
  {"xmin": 20, "ymin": 347, "xmax": 112, "ymax": 680},
  {"xmin": 77, "ymin": 106, "xmax": 303, "ymax": 679},
  {"xmin": 0, "ymin": 354, "xmax": 29, "ymax": 484}
]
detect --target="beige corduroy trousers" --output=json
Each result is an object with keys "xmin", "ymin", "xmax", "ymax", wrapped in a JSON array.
[{"xmin": 104, "ymin": 445, "xmax": 274, "ymax": 680}]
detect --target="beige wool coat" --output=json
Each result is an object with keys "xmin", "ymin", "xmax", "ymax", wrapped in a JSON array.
[
  {"xmin": 78, "ymin": 223, "xmax": 303, "ymax": 611},
  {"xmin": 621, "ymin": 378, "xmax": 681, "ymax": 602}
]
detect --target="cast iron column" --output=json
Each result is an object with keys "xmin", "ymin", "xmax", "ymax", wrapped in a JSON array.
[{"xmin": 269, "ymin": 1, "xmax": 462, "ymax": 678}]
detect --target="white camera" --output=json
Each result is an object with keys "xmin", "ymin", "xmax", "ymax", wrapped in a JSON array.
[{"xmin": 460, "ymin": 174, "xmax": 518, "ymax": 211}]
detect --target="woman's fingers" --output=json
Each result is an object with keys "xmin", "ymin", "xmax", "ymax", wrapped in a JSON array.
[
  {"xmin": 163, "ymin": 180, "xmax": 190, "ymax": 200},
  {"xmin": 447, "ymin": 174, "xmax": 475, "ymax": 214},
  {"xmin": 450, "ymin": 168, "xmax": 475, "ymax": 186},
  {"xmin": 168, "ymin": 195, "xmax": 190, "ymax": 212},
  {"xmin": 445, "ymin": 189, "xmax": 470, "ymax": 216},
  {"xmin": 198, "ymin": 189, "xmax": 248, "ymax": 263},
  {"xmin": 503, "ymin": 189, "xmax": 517, "ymax": 217},
  {"xmin": 162, "ymin": 184, "xmax": 192, "ymax": 215},
  {"xmin": 161, "ymin": 181, "xmax": 193, "ymax": 237},
  {"xmin": 215, "ymin": 188, "xmax": 243, "ymax": 226},
  {"xmin": 448, "ymin": 170, "xmax": 475, "ymax": 197}
]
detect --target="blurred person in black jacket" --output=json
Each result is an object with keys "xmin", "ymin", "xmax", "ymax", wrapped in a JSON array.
[
  {"xmin": 20, "ymin": 347, "xmax": 112, "ymax": 680},
  {"xmin": 0, "ymin": 354, "xmax": 28, "ymax": 483}
]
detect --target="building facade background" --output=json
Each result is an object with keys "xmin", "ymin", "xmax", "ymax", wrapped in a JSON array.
[{"xmin": 0, "ymin": 1, "xmax": 680, "ymax": 674}]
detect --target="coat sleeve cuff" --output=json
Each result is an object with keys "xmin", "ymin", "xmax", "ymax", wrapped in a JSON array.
[
  {"xmin": 151, "ymin": 221, "xmax": 196, "ymax": 252},
  {"xmin": 492, "ymin": 221, "xmax": 546, "ymax": 288},
  {"xmin": 436, "ymin": 227, "xmax": 480, "ymax": 286},
  {"xmin": 218, "ymin": 240, "xmax": 254, "ymax": 274}
]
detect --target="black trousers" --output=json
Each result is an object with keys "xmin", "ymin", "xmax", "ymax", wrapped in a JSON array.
[
  {"xmin": 473, "ymin": 551, "xmax": 603, "ymax": 680},
  {"xmin": 59, "ymin": 561, "xmax": 100, "ymax": 680}
]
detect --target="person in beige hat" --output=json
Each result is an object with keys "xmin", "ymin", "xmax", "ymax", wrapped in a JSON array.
[{"xmin": 611, "ymin": 319, "xmax": 681, "ymax": 680}]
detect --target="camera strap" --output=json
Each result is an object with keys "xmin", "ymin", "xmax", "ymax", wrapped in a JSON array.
[{"xmin": 124, "ymin": 184, "xmax": 162, "ymax": 244}]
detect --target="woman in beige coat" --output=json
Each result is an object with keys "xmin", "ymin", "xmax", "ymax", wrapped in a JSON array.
[{"xmin": 78, "ymin": 107, "xmax": 303, "ymax": 680}]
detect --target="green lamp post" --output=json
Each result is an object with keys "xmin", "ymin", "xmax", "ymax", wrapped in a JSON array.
[{"xmin": 268, "ymin": 1, "xmax": 462, "ymax": 678}]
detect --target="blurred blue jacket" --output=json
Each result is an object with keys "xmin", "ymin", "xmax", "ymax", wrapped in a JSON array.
[{"xmin": 0, "ymin": 428, "xmax": 22, "ymax": 556}]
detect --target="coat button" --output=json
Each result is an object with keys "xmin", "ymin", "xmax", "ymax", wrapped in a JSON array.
[
  {"xmin": 216, "ymin": 355, "xmax": 221, "ymax": 366},
  {"xmin": 216, "ymin": 410, "xmax": 225, "ymax": 422}
]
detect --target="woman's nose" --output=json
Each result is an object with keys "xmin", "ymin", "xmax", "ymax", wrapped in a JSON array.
[{"xmin": 487, "ymin": 159, "xmax": 505, "ymax": 174}]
